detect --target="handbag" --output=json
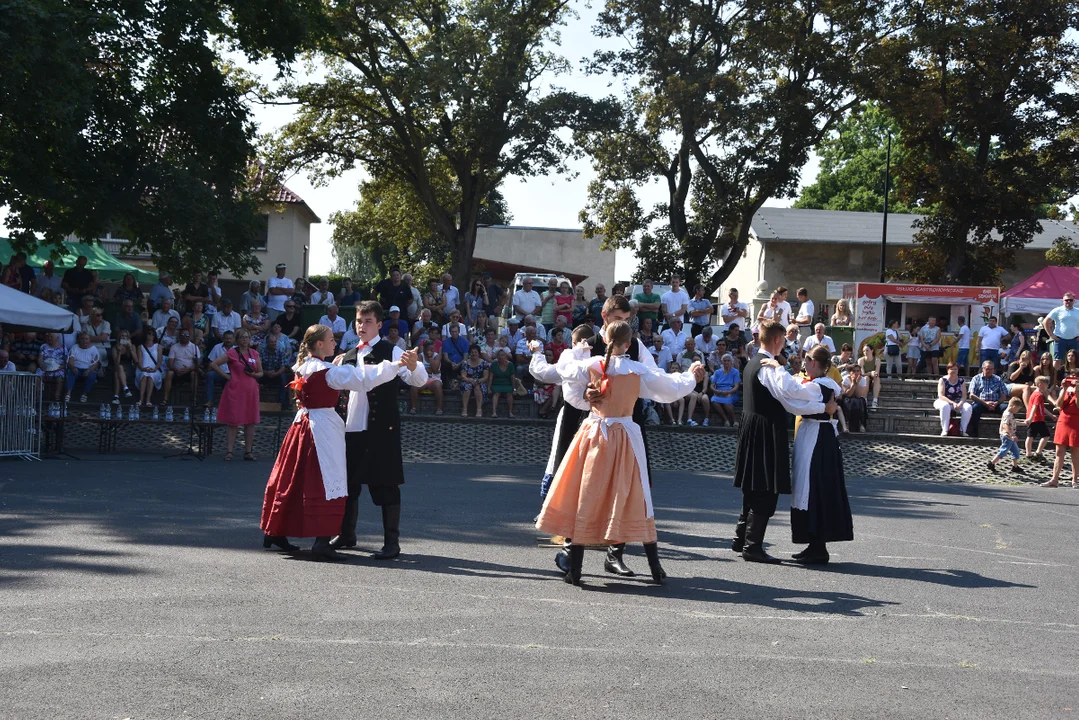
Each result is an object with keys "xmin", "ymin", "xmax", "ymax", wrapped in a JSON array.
[
  {"xmin": 512, "ymin": 376, "xmax": 528, "ymax": 396},
  {"xmin": 887, "ymin": 344, "xmax": 900, "ymax": 356}
]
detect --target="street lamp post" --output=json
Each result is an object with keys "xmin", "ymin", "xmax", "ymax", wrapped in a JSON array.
[{"xmin": 880, "ymin": 132, "xmax": 891, "ymax": 283}]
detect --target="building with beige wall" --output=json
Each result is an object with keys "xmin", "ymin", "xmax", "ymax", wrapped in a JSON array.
[
  {"xmin": 472, "ymin": 225, "xmax": 616, "ymax": 293},
  {"xmin": 719, "ymin": 207, "xmax": 1079, "ymax": 319}
]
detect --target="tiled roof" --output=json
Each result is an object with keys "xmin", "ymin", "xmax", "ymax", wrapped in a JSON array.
[
  {"xmin": 250, "ymin": 164, "xmax": 321, "ymax": 223},
  {"xmin": 751, "ymin": 207, "xmax": 1079, "ymax": 250}
]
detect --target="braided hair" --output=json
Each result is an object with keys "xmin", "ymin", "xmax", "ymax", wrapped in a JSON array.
[{"xmin": 293, "ymin": 324, "xmax": 333, "ymax": 371}]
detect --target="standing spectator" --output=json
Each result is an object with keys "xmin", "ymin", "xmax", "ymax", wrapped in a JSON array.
[
  {"xmin": 920, "ymin": 316, "xmax": 943, "ymax": 377},
  {"xmin": 660, "ymin": 274, "xmax": 690, "ymax": 328},
  {"xmin": 409, "ymin": 341, "xmax": 444, "ymax": 415},
  {"xmin": 147, "ymin": 271, "xmax": 173, "ymax": 312},
  {"xmin": 39, "ymin": 332, "xmax": 67, "ymax": 401},
  {"xmin": 710, "ymin": 353, "xmax": 742, "ymax": 427},
  {"xmin": 553, "ymin": 281, "xmax": 574, "ymax": 328},
  {"xmin": 756, "ymin": 290, "xmax": 784, "ymax": 330},
  {"xmin": 955, "ymin": 316, "xmax": 972, "ymax": 371},
  {"xmin": 687, "ymin": 284, "xmax": 713, "ymax": 337},
  {"xmin": 464, "ymin": 279, "xmax": 488, "ymax": 330},
  {"xmin": 265, "ymin": 263, "xmax": 293, "ymax": 321},
  {"xmin": 423, "ymin": 278, "xmax": 447, "ymax": 323},
  {"xmin": 774, "ymin": 286, "xmax": 793, "ymax": 327},
  {"xmin": 589, "ymin": 283, "xmax": 608, "ymax": 328},
  {"xmin": 720, "ymin": 288, "xmax": 750, "ymax": 331},
  {"xmin": 442, "ymin": 323, "xmax": 470, "ymax": 383},
  {"xmin": 204, "ymin": 330, "xmax": 234, "ymax": 407},
  {"xmin": 309, "ymin": 278, "xmax": 333, "ymax": 305},
  {"xmin": 459, "ymin": 344, "xmax": 490, "ymax": 417},
  {"xmin": 1025, "ymin": 375, "xmax": 1055, "ymax": 461},
  {"xmin": 802, "ymin": 323, "xmax": 836, "ymax": 355},
  {"xmin": 111, "ymin": 329, "xmax": 137, "ymax": 403},
  {"xmin": 276, "ymin": 301, "xmax": 302, "ymax": 347},
  {"xmin": 1041, "ymin": 372, "xmax": 1079, "ymax": 488},
  {"xmin": 210, "ymin": 328, "xmax": 262, "ymax": 461},
  {"xmin": 637, "ymin": 317, "xmax": 658, "ymax": 348},
  {"xmin": 291, "ymin": 276, "xmax": 312, "ymax": 306},
  {"xmin": 318, "ymin": 304, "xmax": 346, "ymax": 349},
  {"xmin": 489, "ymin": 349, "xmax": 516, "ymax": 418},
  {"xmin": 829, "ymin": 299, "xmax": 853, "ymax": 327},
  {"xmin": 402, "ymin": 272, "xmax": 422, "ymax": 321},
  {"xmin": 375, "ymin": 267, "xmax": 414, "ymax": 313},
  {"xmin": 240, "ymin": 280, "xmax": 264, "ymax": 313},
  {"xmin": 83, "ymin": 307, "xmax": 112, "ymax": 370},
  {"xmin": 906, "ymin": 319, "xmax": 922, "ymax": 375},
  {"xmin": 968, "ymin": 360, "xmax": 1008, "ymax": 437},
  {"xmin": 859, "ymin": 344, "xmax": 882, "ymax": 410},
  {"xmin": 479, "ymin": 272, "xmax": 505, "ymax": 320},
  {"xmin": 883, "ymin": 319, "xmax": 903, "ymax": 376},
  {"xmin": 259, "ymin": 331, "xmax": 293, "ymax": 407},
  {"xmin": 512, "ymin": 277, "xmax": 542, "ymax": 319},
  {"xmin": 1034, "ymin": 317, "xmax": 1052, "ymax": 358},
  {"xmin": 64, "ymin": 332, "xmax": 101, "ymax": 403},
  {"xmin": 211, "ymin": 298, "xmax": 242, "ymax": 343},
  {"xmin": 440, "ymin": 273, "xmax": 460, "ymax": 318},
  {"xmin": 112, "ymin": 273, "xmax": 144, "ymax": 311},
  {"xmin": 36, "ymin": 260, "xmax": 63, "ymax": 299},
  {"xmin": 206, "ymin": 270, "xmax": 223, "ymax": 311},
  {"xmin": 794, "ymin": 288, "xmax": 814, "ymax": 343},
  {"xmin": 539, "ymin": 277, "xmax": 560, "ymax": 331},
  {"xmin": 61, "ymin": 256, "xmax": 96, "ymax": 311},
  {"xmin": 546, "ymin": 327, "xmax": 568, "ymax": 361},
  {"xmin": 977, "ymin": 316, "xmax": 1010, "ymax": 373},
  {"xmin": 1045, "ymin": 293, "xmax": 1079, "ymax": 372},
  {"xmin": 986, "ymin": 398, "xmax": 1026, "ymax": 474},
  {"xmin": 570, "ymin": 285, "xmax": 590, "ymax": 329},
  {"xmin": 661, "ymin": 317, "xmax": 689, "ymax": 355},
  {"xmin": 181, "ymin": 270, "xmax": 210, "ymax": 314},
  {"xmin": 635, "ymin": 279, "xmax": 663, "ymax": 328},
  {"xmin": 934, "ymin": 362, "xmax": 973, "ymax": 436},
  {"xmin": 163, "ymin": 331, "xmax": 200, "ymax": 404},
  {"xmin": 4, "ymin": 252, "xmax": 34, "ymax": 293},
  {"xmin": 380, "ymin": 305, "xmax": 410, "ymax": 339},
  {"xmin": 151, "ymin": 298, "xmax": 180, "ymax": 330}
]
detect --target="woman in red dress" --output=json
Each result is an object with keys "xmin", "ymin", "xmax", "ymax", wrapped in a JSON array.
[
  {"xmin": 1041, "ymin": 372, "xmax": 1079, "ymax": 488},
  {"xmin": 260, "ymin": 325, "xmax": 417, "ymax": 560},
  {"xmin": 210, "ymin": 328, "xmax": 262, "ymax": 461}
]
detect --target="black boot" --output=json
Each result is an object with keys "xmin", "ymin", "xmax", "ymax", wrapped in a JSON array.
[
  {"xmin": 263, "ymin": 534, "xmax": 299, "ymax": 552},
  {"xmin": 604, "ymin": 543, "xmax": 636, "ymax": 577},
  {"xmin": 793, "ymin": 541, "xmax": 829, "ymax": 565},
  {"xmin": 372, "ymin": 504, "xmax": 401, "ymax": 560},
  {"xmin": 731, "ymin": 516, "xmax": 747, "ymax": 553},
  {"xmin": 642, "ymin": 542, "xmax": 666, "ymax": 585},
  {"xmin": 564, "ymin": 544, "xmax": 584, "ymax": 585},
  {"xmin": 741, "ymin": 511, "xmax": 781, "ymax": 564},
  {"xmin": 555, "ymin": 538, "xmax": 571, "ymax": 574},
  {"xmin": 330, "ymin": 496, "xmax": 359, "ymax": 549},
  {"xmin": 311, "ymin": 536, "xmax": 346, "ymax": 561}
]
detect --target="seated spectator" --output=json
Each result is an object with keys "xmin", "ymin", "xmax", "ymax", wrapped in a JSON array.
[
  {"xmin": 489, "ymin": 348, "xmax": 517, "ymax": 418},
  {"xmin": 11, "ymin": 331, "xmax": 39, "ymax": 372},
  {"xmin": 84, "ymin": 307, "xmax": 112, "ymax": 369},
  {"xmin": 1006, "ymin": 350, "xmax": 1036, "ymax": 404},
  {"xmin": 340, "ymin": 320, "xmax": 361, "ymax": 352},
  {"xmin": 710, "ymin": 353, "xmax": 742, "ymax": 427},
  {"xmin": 697, "ymin": 325, "xmax": 718, "ymax": 358},
  {"xmin": 204, "ymin": 330, "xmax": 234, "ymax": 407},
  {"xmin": 678, "ymin": 336, "xmax": 709, "ymax": 426},
  {"xmin": 39, "ymin": 332, "xmax": 67, "ymax": 401},
  {"xmin": 206, "ymin": 271, "xmax": 222, "ymax": 311},
  {"xmin": 317, "ymin": 303, "xmax": 346, "ymax": 349},
  {"xmin": 136, "ymin": 328, "xmax": 165, "ymax": 407},
  {"xmin": 468, "ymin": 311, "xmax": 490, "ymax": 343},
  {"xmin": 423, "ymin": 278, "xmax": 447, "ymax": 323},
  {"xmin": 782, "ymin": 324, "xmax": 800, "ymax": 361},
  {"xmin": 276, "ymin": 300, "xmax": 302, "ymax": 348},
  {"xmin": 211, "ymin": 298, "xmax": 241, "ymax": 343},
  {"xmin": 650, "ymin": 334, "xmax": 672, "ymax": 370},
  {"xmin": 839, "ymin": 365, "xmax": 869, "ymax": 433},
  {"xmin": 501, "ymin": 316, "xmax": 524, "ymax": 347},
  {"xmin": 385, "ymin": 325, "xmax": 407, "ymax": 352},
  {"xmin": 151, "ymin": 298, "xmax": 180, "ymax": 331},
  {"xmin": 0, "ymin": 349, "xmax": 13, "ymax": 372},
  {"xmin": 244, "ymin": 299, "xmax": 271, "ymax": 349},
  {"xmin": 426, "ymin": 325, "xmax": 443, "ymax": 355},
  {"xmin": 159, "ymin": 316, "xmax": 181, "ymax": 353},
  {"xmin": 547, "ymin": 327, "xmax": 568, "ymax": 362},
  {"xmin": 442, "ymin": 323, "xmax": 470, "ymax": 386},
  {"xmin": 859, "ymin": 344, "xmax": 883, "ymax": 410},
  {"xmin": 968, "ymin": 360, "xmax": 1008, "ymax": 437},
  {"xmin": 76, "ymin": 294, "xmax": 97, "ymax": 328},
  {"xmin": 163, "ymin": 331, "xmax": 201, "ymax": 404},
  {"xmin": 665, "ymin": 361, "xmax": 688, "ymax": 424},
  {"xmin": 832, "ymin": 344, "xmax": 857, "ymax": 377},
  {"xmin": 459, "ymin": 344, "xmax": 490, "ymax": 418},
  {"xmin": 113, "ymin": 299, "xmax": 144, "ymax": 345},
  {"xmin": 380, "ymin": 305, "xmax": 410, "ymax": 339},
  {"xmin": 65, "ymin": 331, "xmax": 101, "ymax": 403},
  {"xmin": 830, "ymin": 298, "xmax": 853, "ymax": 327},
  {"xmin": 259, "ymin": 331, "xmax": 293, "ymax": 407},
  {"xmin": 337, "ymin": 277, "xmax": 362, "ymax": 306},
  {"xmin": 637, "ymin": 316, "xmax": 658, "ymax": 348},
  {"xmin": 747, "ymin": 329, "xmax": 762, "ymax": 358},
  {"xmin": 189, "ymin": 301, "xmax": 210, "ymax": 346},
  {"xmin": 412, "ymin": 308, "xmax": 438, "ymax": 346},
  {"xmin": 515, "ymin": 326, "xmax": 543, "ymax": 378},
  {"xmin": 111, "ymin": 329, "xmax": 137, "ymax": 403},
  {"xmin": 534, "ymin": 348, "xmax": 562, "ymax": 419},
  {"xmin": 240, "ymin": 280, "xmax": 265, "ymax": 313},
  {"xmin": 786, "ymin": 352, "xmax": 803, "ymax": 376},
  {"xmin": 522, "ymin": 314, "xmax": 547, "ymax": 341},
  {"xmin": 409, "ymin": 341, "xmax": 444, "ymax": 415},
  {"xmin": 802, "ymin": 323, "xmax": 836, "ymax": 355},
  {"xmin": 661, "ymin": 317, "xmax": 689, "ymax": 355},
  {"xmin": 934, "ymin": 362, "xmax": 972, "ymax": 436},
  {"xmin": 725, "ymin": 325, "xmax": 747, "ymax": 367},
  {"xmin": 478, "ymin": 328, "xmax": 498, "ymax": 361},
  {"xmin": 464, "ymin": 280, "xmax": 489, "ymax": 331}
]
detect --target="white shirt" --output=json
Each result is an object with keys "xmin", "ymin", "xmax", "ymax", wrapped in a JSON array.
[
  {"xmin": 319, "ymin": 315, "xmax": 348, "ymax": 336},
  {"xmin": 442, "ymin": 285, "xmax": 460, "ymax": 312},
  {"xmin": 517, "ymin": 337, "xmax": 542, "ymax": 357},
  {"xmin": 310, "ymin": 290, "xmax": 334, "ymax": 305},
  {"xmin": 512, "ymin": 289, "xmax": 542, "ymax": 315},
  {"xmin": 501, "ymin": 327, "xmax": 525, "ymax": 348},
  {"xmin": 408, "ymin": 286, "xmax": 422, "ymax": 319},
  {"xmin": 755, "ymin": 350, "xmax": 826, "ymax": 415},
  {"xmin": 885, "ymin": 328, "xmax": 901, "ymax": 348},
  {"xmin": 660, "ymin": 288, "xmax": 690, "ymax": 320},
  {"xmin": 802, "ymin": 335, "xmax": 836, "ymax": 354},
  {"xmin": 721, "ymin": 301, "xmax": 749, "ymax": 330},
  {"xmin": 151, "ymin": 309, "xmax": 180, "ymax": 328},
  {"xmin": 843, "ymin": 374, "xmax": 869, "ymax": 391},
  {"xmin": 651, "ymin": 346, "xmax": 673, "ymax": 370},
  {"xmin": 795, "ymin": 299, "xmax": 815, "ymax": 324},
  {"xmin": 343, "ymin": 342, "xmax": 428, "ymax": 432},
  {"xmin": 69, "ymin": 345, "xmax": 101, "ymax": 369},
  {"xmin": 661, "ymin": 328, "xmax": 689, "ymax": 355},
  {"xmin": 0, "ymin": 361, "xmax": 16, "ymax": 373},
  {"xmin": 208, "ymin": 343, "xmax": 232, "ymax": 375},
  {"xmin": 169, "ymin": 341, "xmax": 200, "ymax": 371},
  {"xmin": 696, "ymin": 334, "xmax": 718, "ymax": 355},
  {"xmin": 341, "ymin": 326, "xmax": 361, "ymax": 352},
  {"xmin": 38, "ymin": 274, "xmax": 63, "ymax": 295},
  {"xmin": 979, "ymin": 325, "xmax": 1009, "ymax": 351},
  {"xmin": 529, "ymin": 345, "xmax": 592, "ymax": 411},
  {"xmin": 957, "ymin": 325, "xmax": 971, "ymax": 350},
  {"xmin": 213, "ymin": 311, "xmax": 242, "ymax": 335},
  {"xmin": 775, "ymin": 301, "xmax": 792, "ymax": 327},
  {"xmin": 266, "ymin": 276, "xmax": 293, "ymax": 312}
]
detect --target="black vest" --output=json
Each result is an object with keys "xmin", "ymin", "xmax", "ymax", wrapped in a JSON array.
[
  {"xmin": 345, "ymin": 339, "xmax": 400, "ymax": 433},
  {"xmin": 742, "ymin": 353, "xmax": 786, "ymax": 423}
]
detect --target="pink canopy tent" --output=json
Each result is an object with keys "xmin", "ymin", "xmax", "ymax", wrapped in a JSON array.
[{"xmin": 1001, "ymin": 266, "xmax": 1079, "ymax": 316}]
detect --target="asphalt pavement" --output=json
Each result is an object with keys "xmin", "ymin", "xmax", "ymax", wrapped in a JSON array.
[{"xmin": 0, "ymin": 457, "xmax": 1077, "ymax": 719}]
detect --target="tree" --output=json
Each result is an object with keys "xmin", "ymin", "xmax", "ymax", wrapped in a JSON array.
[
  {"xmin": 0, "ymin": 0, "xmax": 320, "ymax": 276},
  {"xmin": 1046, "ymin": 238, "xmax": 1079, "ymax": 267},
  {"xmin": 271, "ymin": 0, "xmax": 615, "ymax": 292},
  {"xmin": 795, "ymin": 102, "xmax": 914, "ymax": 214},
  {"xmin": 864, "ymin": 0, "xmax": 1079, "ymax": 285},
  {"xmin": 580, "ymin": 0, "xmax": 888, "ymax": 291}
]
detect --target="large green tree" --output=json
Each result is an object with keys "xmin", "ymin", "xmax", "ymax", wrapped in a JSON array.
[
  {"xmin": 0, "ymin": 0, "xmax": 319, "ymax": 276},
  {"xmin": 795, "ymin": 102, "xmax": 914, "ymax": 214},
  {"xmin": 864, "ymin": 0, "xmax": 1079, "ymax": 285},
  {"xmin": 579, "ymin": 0, "xmax": 888, "ymax": 291},
  {"xmin": 271, "ymin": 0, "xmax": 615, "ymax": 291}
]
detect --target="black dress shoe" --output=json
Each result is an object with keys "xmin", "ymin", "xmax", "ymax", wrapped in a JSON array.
[
  {"xmin": 329, "ymin": 534, "xmax": 357, "ymax": 549},
  {"xmin": 741, "ymin": 544, "xmax": 782, "ymax": 564},
  {"xmin": 603, "ymin": 543, "xmax": 636, "ymax": 577},
  {"xmin": 793, "ymin": 544, "xmax": 829, "ymax": 565},
  {"xmin": 311, "ymin": 537, "xmax": 346, "ymax": 562},
  {"xmin": 791, "ymin": 546, "xmax": 810, "ymax": 560},
  {"xmin": 263, "ymin": 535, "xmax": 299, "ymax": 552}
]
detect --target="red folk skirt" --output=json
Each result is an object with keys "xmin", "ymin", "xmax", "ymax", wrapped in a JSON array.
[{"xmin": 260, "ymin": 414, "xmax": 345, "ymax": 538}]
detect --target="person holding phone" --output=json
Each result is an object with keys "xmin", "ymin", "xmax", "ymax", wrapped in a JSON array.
[{"xmin": 211, "ymin": 328, "xmax": 262, "ymax": 461}]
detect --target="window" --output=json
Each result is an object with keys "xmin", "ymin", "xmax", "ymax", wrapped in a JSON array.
[{"xmin": 254, "ymin": 214, "xmax": 269, "ymax": 250}]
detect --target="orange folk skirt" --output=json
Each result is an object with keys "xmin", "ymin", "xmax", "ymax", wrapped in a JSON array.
[{"xmin": 536, "ymin": 419, "xmax": 656, "ymax": 545}]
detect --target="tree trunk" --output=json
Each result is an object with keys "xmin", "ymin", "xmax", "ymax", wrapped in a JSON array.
[{"xmin": 448, "ymin": 222, "xmax": 479, "ymax": 301}]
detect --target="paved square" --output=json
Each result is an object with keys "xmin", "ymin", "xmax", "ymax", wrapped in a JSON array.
[{"xmin": 1, "ymin": 458, "xmax": 1076, "ymax": 718}]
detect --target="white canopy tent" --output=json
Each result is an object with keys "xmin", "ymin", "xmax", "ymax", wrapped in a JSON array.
[{"xmin": 0, "ymin": 284, "xmax": 78, "ymax": 332}]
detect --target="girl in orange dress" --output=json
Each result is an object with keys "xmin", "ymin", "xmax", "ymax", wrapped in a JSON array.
[{"xmin": 536, "ymin": 321, "xmax": 706, "ymax": 586}]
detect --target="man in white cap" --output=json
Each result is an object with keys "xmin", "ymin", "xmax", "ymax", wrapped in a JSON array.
[
  {"xmin": 380, "ymin": 305, "xmax": 410, "ymax": 338},
  {"xmin": 266, "ymin": 262, "xmax": 293, "ymax": 323},
  {"xmin": 501, "ymin": 316, "xmax": 525, "ymax": 348}
]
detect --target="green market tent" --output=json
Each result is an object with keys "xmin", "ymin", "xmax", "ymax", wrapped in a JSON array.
[{"xmin": 0, "ymin": 238, "xmax": 158, "ymax": 284}]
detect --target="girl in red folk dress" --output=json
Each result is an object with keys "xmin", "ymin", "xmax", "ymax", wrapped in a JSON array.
[
  {"xmin": 1041, "ymin": 372, "xmax": 1079, "ymax": 489},
  {"xmin": 260, "ymin": 325, "xmax": 418, "ymax": 561}
]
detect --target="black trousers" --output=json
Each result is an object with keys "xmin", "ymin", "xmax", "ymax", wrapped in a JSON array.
[
  {"xmin": 739, "ymin": 489, "xmax": 779, "ymax": 520},
  {"xmin": 352, "ymin": 483, "xmax": 401, "ymax": 507},
  {"xmin": 969, "ymin": 403, "xmax": 1004, "ymax": 438}
]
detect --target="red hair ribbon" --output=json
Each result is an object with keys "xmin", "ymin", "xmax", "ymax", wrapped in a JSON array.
[{"xmin": 287, "ymin": 375, "xmax": 306, "ymax": 393}]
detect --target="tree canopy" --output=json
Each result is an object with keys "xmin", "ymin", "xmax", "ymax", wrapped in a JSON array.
[{"xmin": 0, "ymin": 0, "xmax": 319, "ymax": 276}]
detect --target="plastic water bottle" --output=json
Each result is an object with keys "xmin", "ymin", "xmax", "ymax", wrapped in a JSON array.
[
  {"xmin": 203, "ymin": 407, "xmax": 210, "ymax": 422},
  {"xmin": 105, "ymin": 405, "xmax": 112, "ymax": 420},
  {"xmin": 211, "ymin": 408, "xmax": 217, "ymax": 423},
  {"xmin": 152, "ymin": 406, "xmax": 159, "ymax": 421},
  {"xmin": 165, "ymin": 406, "xmax": 174, "ymax": 422},
  {"xmin": 183, "ymin": 407, "xmax": 190, "ymax": 422},
  {"xmin": 63, "ymin": 404, "xmax": 69, "ymax": 418}
]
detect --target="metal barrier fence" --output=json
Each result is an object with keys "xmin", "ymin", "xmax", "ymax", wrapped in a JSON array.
[{"xmin": 0, "ymin": 371, "xmax": 42, "ymax": 460}]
